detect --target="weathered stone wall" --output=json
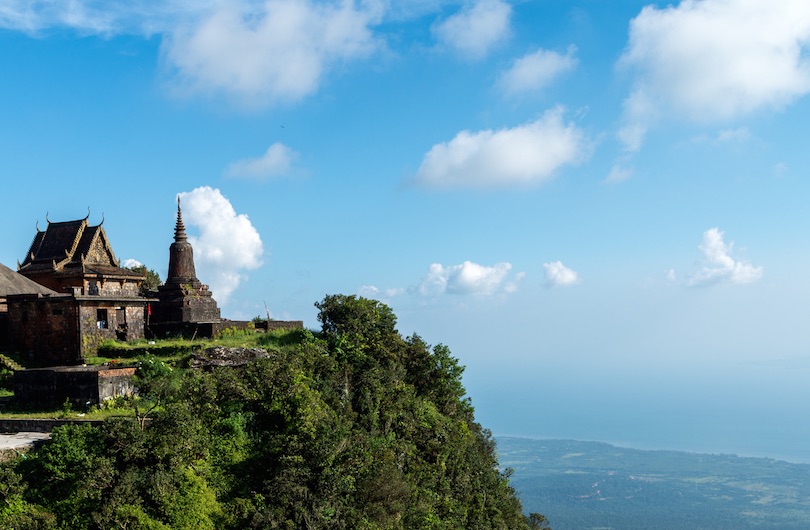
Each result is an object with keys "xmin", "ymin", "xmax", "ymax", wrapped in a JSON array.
[
  {"xmin": 124, "ymin": 305, "xmax": 146, "ymax": 341},
  {"xmin": 78, "ymin": 304, "xmax": 118, "ymax": 357},
  {"xmin": 98, "ymin": 367, "xmax": 138, "ymax": 401},
  {"xmin": 265, "ymin": 320, "xmax": 304, "ymax": 331},
  {"xmin": 253, "ymin": 320, "xmax": 305, "ymax": 332},
  {"xmin": 7, "ymin": 295, "xmax": 148, "ymax": 364},
  {"xmin": 13, "ymin": 366, "xmax": 136, "ymax": 408},
  {"xmin": 148, "ymin": 320, "xmax": 225, "ymax": 339},
  {"xmin": 7, "ymin": 295, "xmax": 81, "ymax": 366},
  {"xmin": 153, "ymin": 283, "xmax": 221, "ymax": 324},
  {"xmin": 0, "ymin": 312, "xmax": 8, "ymax": 351},
  {"xmin": 84, "ymin": 278, "xmax": 140, "ymax": 297},
  {"xmin": 77, "ymin": 300, "xmax": 149, "ymax": 358}
]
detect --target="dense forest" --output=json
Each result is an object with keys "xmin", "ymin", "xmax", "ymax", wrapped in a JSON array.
[{"xmin": 0, "ymin": 295, "xmax": 549, "ymax": 529}]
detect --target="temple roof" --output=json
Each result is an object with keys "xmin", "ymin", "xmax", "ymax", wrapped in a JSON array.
[
  {"xmin": 0, "ymin": 262, "xmax": 57, "ymax": 296},
  {"xmin": 18, "ymin": 216, "xmax": 142, "ymax": 280}
]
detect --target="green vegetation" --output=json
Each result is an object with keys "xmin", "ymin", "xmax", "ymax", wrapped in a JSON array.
[
  {"xmin": 125, "ymin": 264, "xmax": 162, "ymax": 296},
  {"xmin": 94, "ymin": 325, "xmax": 287, "ymax": 362},
  {"xmin": 0, "ymin": 295, "xmax": 547, "ymax": 529}
]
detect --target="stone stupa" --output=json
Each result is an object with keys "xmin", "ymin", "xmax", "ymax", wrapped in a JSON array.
[{"xmin": 148, "ymin": 198, "xmax": 220, "ymax": 337}]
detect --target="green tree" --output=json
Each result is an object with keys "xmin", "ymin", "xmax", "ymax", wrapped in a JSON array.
[
  {"xmin": 127, "ymin": 264, "xmax": 162, "ymax": 296},
  {"xmin": 0, "ymin": 295, "xmax": 550, "ymax": 530}
]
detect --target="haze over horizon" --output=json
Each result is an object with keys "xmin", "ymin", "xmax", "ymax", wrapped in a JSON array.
[{"xmin": 2, "ymin": 0, "xmax": 810, "ymax": 462}]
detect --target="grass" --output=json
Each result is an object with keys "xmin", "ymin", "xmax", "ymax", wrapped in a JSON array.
[
  {"xmin": 0, "ymin": 408, "xmax": 135, "ymax": 421},
  {"xmin": 0, "ymin": 328, "xmax": 311, "ymax": 421},
  {"xmin": 93, "ymin": 327, "xmax": 309, "ymax": 364}
]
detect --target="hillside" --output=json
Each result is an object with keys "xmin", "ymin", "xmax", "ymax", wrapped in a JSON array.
[
  {"xmin": 0, "ymin": 295, "xmax": 546, "ymax": 529},
  {"xmin": 499, "ymin": 437, "xmax": 810, "ymax": 530}
]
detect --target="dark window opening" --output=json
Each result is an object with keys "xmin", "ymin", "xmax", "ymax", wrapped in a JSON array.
[{"xmin": 97, "ymin": 309, "xmax": 108, "ymax": 329}]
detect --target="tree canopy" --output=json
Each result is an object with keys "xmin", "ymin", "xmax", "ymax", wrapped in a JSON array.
[
  {"xmin": 126, "ymin": 264, "xmax": 162, "ymax": 296},
  {"xmin": 0, "ymin": 295, "xmax": 548, "ymax": 529}
]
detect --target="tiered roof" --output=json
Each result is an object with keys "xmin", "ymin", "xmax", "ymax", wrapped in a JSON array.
[{"xmin": 18, "ymin": 215, "xmax": 142, "ymax": 281}]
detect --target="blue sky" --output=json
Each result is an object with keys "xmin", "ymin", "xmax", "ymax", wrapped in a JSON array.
[{"xmin": 2, "ymin": 0, "xmax": 810, "ymax": 460}]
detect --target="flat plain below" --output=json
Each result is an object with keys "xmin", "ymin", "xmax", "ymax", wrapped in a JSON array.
[{"xmin": 498, "ymin": 437, "xmax": 810, "ymax": 530}]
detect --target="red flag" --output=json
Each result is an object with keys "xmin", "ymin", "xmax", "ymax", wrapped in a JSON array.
[{"xmin": 147, "ymin": 303, "xmax": 152, "ymax": 316}]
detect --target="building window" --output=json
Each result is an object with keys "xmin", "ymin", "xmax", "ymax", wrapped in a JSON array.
[
  {"xmin": 52, "ymin": 308, "xmax": 63, "ymax": 316},
  {"xmin": 97, "ymin": 309, "xmax": 108, "ymax": 329}
]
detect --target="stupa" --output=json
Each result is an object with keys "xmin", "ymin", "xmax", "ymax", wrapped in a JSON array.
[{"xmin": 149, "ymin": 198, "xmax": 220, "ymax": 336}]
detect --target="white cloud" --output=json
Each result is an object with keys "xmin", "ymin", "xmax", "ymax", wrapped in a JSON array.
[
  {"xmin": 177, "ymin": 186, "xmax": 264, "ymax": 304},
  {"xmin": 0, "ymin": 0, "xmax": 216, "ymax": 36},
  {"xmin": 618, "ymin": 0, "xmax": 810, "ymax": 151},
  {"xmin": 357, "ymin": 285, "xmax": 405, "ymax": 299},
  {"xmin": 543, "ymin": 261, "xmax": 579, "ymax": 287},
  {"xmin": 0, "ymin": 0, "xmax": 118, "ymax": 34},
  {"xmin": 504, "ymin": 271, "xmax": 525, "ymax": 293},
  {"xmin": 432, "ymin": 0, "xmax": 511, "ymax": 59},
  {"xmin": 416, "ymin": 261, "xmax": 521, "ymax": 296},
  {"xmin": 226, "ymin": 142, "xmax": 299, "ymax": 179},
  {"xmin": 498, "ymin": 45, "xmax": 577, "ymax": 96},
  {"xmin": 686, "ymin": 228, "xmax": 763, "ymax": 287},
  {"xmin": 605, "ymin": 163, "xmax": 633, "ymax": 183},
  {"xmin": 163, "ymin": 1, "xmax": 381, "ymax": 107},
  {"xmin": 692, "ymin": 126, "xmax": 752, "ymax": 145},
  {"xmin": 121, "ymin": 258, "xmax": 143, "ymax": 268},
  {"xmin": 414, "ymin": 107, "xmax": 589, "ymax": 188},
  {"xmin": 0, "ymin": 2, "xmax": 383, "ymax": 107}
]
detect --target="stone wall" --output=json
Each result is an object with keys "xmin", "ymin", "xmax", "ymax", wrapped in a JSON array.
[
  {"xmin": 85, "ymin": 278, "xmax": 141, "ymax": 297},
  {"xmin": 78, "ymin": 304, "xmax": 118, "ymax": 357},
  {"xmin": 6, "ymin": 295, "xmax": 81, "ymax": 366},
  {"xmin": 76, "ymin": 301, "xmax": 148, "ymax": 357},
  {"xmin": 0, "ymin": 312, "xmax": 8, "ymax": 351},
  {"xmin": 258, "ymin": 320, "xmax": 305, "ymax": 332},
  {"xmin": 7, "ymin": 294, "xmax": 148, "ymax": 365},
  {"xmin": 13, "ymin": 365, "xmax": 137, "ymax": 408}
]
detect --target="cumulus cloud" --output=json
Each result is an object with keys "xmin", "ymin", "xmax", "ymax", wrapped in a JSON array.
[
  {"xmin": 163, "ymin": 1, "xmax": 381, "ymax": 107},
  {"xmin": 226, "ymin": 142, "xmax": 299, "ymax": 179},
  {"xmin": 357, "ymin": 285, "xmax": 405, "ymax": 299},
  {"xmin": 416, "ymin": 261, "xmax": 522, "ymax": 297},
  {"xmin": 686, "ymin": 228, "xmax": 763, "ymax": 287},
  {"xmin": 414, "ymin": 107, "xmax": 589, "ymax": 188},
  {"xmin": 618, "ymin": 0, "xmax": 810, "ymax": 151},
  {"xmin": 543, "ymin": 261, "xmax": 579, "ymax": 287},
  {"xmin": 0, "ymin": 1, "xmax": 382, "ymax": 107},
  {"xmin": 177, "ymin": 186, "xmax": 263, "ymax": 303},
  {"xmin": 121, "ymin": 258, "xmax": 143, "ymax": 268},
  {"xmin": 0, "ymin": 0, "xmax": 120, "ymax": 34},
  {"xmin": 432, "ymin": 0, "xmax": 511, "ymax": 59},
  {"xmin": 498, "ymin": 46, "xmax": 577, "ymax": 96}
]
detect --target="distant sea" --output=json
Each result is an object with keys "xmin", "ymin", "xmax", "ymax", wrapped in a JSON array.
[
  {"xmin": 470, "ymin": 356, "xmax": 810, "ymax": 465},
  {"xmin": 497, "ymin": 437, "xmax": 810, "ymax": 530}
]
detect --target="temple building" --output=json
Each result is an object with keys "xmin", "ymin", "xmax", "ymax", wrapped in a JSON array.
[
  {"xmin": 18, "ymin": 214, "xmax": 145, "ymax": 296},
  {"xmin": 1, "ymin": 199, "xmax": 295, "ymax": 367},
  {"xmin": 3, "ymin": 214, "xmax": 150, "ymax": 365},
  {"xmin": 148, "ymin": 199, "xmax": 222, "ymax": 337}
]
